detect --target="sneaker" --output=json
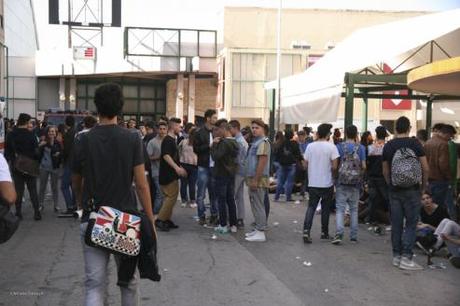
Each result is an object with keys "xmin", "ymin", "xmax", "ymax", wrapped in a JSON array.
[
  {"xmin": 34, "ymin": 211, "xmax": 42, "ymax": 221},
  {"xmin": 245, "ymin": 230, "xmax": 266, "ymax": 242},
  {"xmin": 155, "ymin": 220, "xmax": 170, "ymax": 232},
  {"xmin": 350, "ymin": 238, "xmax": 358, "ymax": 243},
  {"xmin": 181, "ymin": 202, "xmax": 187, "ymax": 208},
  {"xmin": 190, "ymin": 203, "xmax": 197, "ymax": 209},
  {"xmin": 236, "ymin": 219, "xmax": 245, "ymax": 229},
  {"xmin": 63, "ymin": 209, "xmax": 75, "ymax": 215},
  {"xmin": 392, "ymin": 256, "xmax": 401, "ymax": 267},
  {"xmin": 373, "ymin": 226, "xmax": 384, "ymax": 236},
  {"xmin": 303, "ymin": 230, "xmax": 312, "ymax": 244},
  {"xmin": 209, "ymin": 215, "xmax": 219, "ymax": 226},
  {"xmin": 245, "ymin": 230, "xmax": 257, "ymax": 237},
  {"xmin": 214, "ymin": 225, "xmax": 229, "ymax": 234},
  {"xmin": 198, "ymin": 216, "xmax": 206, "ymax": 226},
  {"xmin": 230, "ymin": 225, "xmax": 237, "ymax": 233},
  {"xmin": 399, "ymin": 257, "xmax": 423, "ymax": 271},
  {"xmin": 449, "ymin": 256, "xmax": 460, "ymax": 269},
  {"xmin": 165, "ymin": 220, "xmax": 179, "ymax": 229},
  {"xmin": 321, "ymin": 233, "xmax": 330, "ymax": 240},
  {"xmin": 331, "ymin": 234, "xmax": 343, "ymax": 245}
]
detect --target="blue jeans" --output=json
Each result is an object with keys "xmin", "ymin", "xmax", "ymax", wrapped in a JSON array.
[
  {"xmin": 152, "ymin": 176, "xmax": 163, "ymax": 214},
  {"xmin": 275, "ymin": 164, "xmax": 296, "ymax": 201},
  {"xmin": 180, "ymin": 164, "xmax": 197, "ymax": 203},
  {"xmin": 335, "ymin": 185, "xmax": 360, "ymax": 239},
  {"xmin": 303, "ymin": 186, "xmax": 334, "ymax": 234},
  {"xmin": 196, "ymin": 167, "xmax": 218, "ymax": 218},
  {"xmin": 389, "ymin": 188, "xmax": 421, "ymax": 258},
  {"xmin": 215, "ymin": 175, "xmax": 237, "ymax": 227},
  {"xmin": 61, "ymin": 164, "xmax": 75, "ymax": 210},
  {"xmin": 80, "ymin": 223, "xmax": 139, "ymax": 306},
  {"xmin": 430, "ymin": 181, "xmax": 457, "ymax": 221}
]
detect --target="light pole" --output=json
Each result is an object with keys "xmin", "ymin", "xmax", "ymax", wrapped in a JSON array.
[{"xmin": 275, "ymin": 0, "xmax": 282, "ymax": 131}]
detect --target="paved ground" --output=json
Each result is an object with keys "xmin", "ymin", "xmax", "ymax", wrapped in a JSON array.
[{"xmin": 1, "ymin": 191, "xmax": 459, "ymax": 306}]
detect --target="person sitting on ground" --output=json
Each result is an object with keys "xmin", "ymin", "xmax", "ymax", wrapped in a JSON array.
[
  {"xmin": 428, "ymin": 218, "xmax": 460, "ymax": 268},
  {"xmin": 416, "ymin": 191, "xmax": 450, "ymax": 253},
  {"xmin": 418, "ymin": 191, "xmax": 450, "ymax": 231}
]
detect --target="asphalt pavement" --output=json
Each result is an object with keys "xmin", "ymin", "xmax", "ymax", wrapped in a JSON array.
[{"xmin": 1, "ymin": 192, "xmax": 459, "ymax": 306}]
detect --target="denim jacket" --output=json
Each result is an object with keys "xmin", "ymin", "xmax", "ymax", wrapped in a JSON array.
[
  {"xmin": 246, "ymin": 136, "xmax": 270, "ymax": 178},
  {"xmin": 235, "ymin": 132, "xmax": 248, "ymax": 176}
]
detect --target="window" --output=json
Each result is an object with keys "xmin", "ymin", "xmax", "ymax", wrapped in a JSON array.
[
  {"xmin": 77, "ymin": 78, "xmax": 166, "ymax": 120},
  {"xmin": 231, "ymin": 53, "xmax": 303, "ymax": 108}
]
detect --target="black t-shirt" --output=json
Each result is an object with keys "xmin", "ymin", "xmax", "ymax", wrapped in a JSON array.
[
  {"xmin": 420, "ymin": 205, "xmax": 449, "ymax": 228},
  {"xmin": 72, "ymin": 125, "xmax": 144, "ymax": 220},
  {"xmin": 159, "ymin": 135, "xmax": 179, "ymax": 185},
  {"xmin": 382, "ymin": 137, "xmax": 425, "ymax": 186}
]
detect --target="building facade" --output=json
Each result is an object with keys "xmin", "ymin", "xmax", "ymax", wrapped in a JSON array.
[
  {"xmin": 4, "ymin": 0, "xmax": 38, "ymax": 119},
  {"xmin": 219, "ymin": 7, "xmax": 426, "ymax": 129}
]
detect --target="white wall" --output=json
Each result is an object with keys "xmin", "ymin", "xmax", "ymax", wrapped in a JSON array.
[{"xmin": 4, "ymin": 0, "xmax": 37, "ymax": 119}]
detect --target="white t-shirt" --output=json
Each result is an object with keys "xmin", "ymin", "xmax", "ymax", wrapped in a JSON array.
[
  {"xmin": 0, "ymin": 154, "xmax": 12, "ymax": 182},
  {"xmin": 303, "ymin": 141, "xmax": 339, "ymax": 188}
]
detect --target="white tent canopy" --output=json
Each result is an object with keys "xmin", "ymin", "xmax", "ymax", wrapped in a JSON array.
[{"xmin": 265, "ymin": 9, "xmax": 460, "ymax": 124}]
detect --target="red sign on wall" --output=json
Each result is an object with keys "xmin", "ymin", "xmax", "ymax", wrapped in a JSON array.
[{"xmin": 382, "ymin": 64, "xmax": 412, "ymax": 110}]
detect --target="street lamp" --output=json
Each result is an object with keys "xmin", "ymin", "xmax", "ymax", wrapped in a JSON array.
[{"xmin": 275, "ymin": 0, "xmax": 282, "ymax": 131}]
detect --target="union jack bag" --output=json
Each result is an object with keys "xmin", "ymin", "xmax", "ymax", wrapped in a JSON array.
[{"xmin": 85, "ymin": 206, "xmax": 141, "ymax": 257}]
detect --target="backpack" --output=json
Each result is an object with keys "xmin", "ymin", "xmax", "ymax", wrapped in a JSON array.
[
  {"xmin": 391, "ymin": 147, "xmax": 422, "ymax": 188},
  {"xmin": 338, "ymin": 143, "xmax": 363, "ymax": 185}
]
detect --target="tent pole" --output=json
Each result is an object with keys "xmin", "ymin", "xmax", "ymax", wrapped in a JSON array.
[
  {"xmin": 269, "ymin": 88, "xmax": 276, "ymax": 141},
  {"xmin": 426, "ymin": 98, "xmax": 433, "ymax": 138},
  {"xmin": 344, "ymin": 73, "xmax": 354, "ymax": 128},
  {"xmin": 361, "ymin": 95, "xmax": 368, "ymax": 132}
]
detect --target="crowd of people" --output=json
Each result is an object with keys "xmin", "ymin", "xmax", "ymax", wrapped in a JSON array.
[{"xmin": 1, "ymin": 82, "xmax": 460, "ymax": 304}]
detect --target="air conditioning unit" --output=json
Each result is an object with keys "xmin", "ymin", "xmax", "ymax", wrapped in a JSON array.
[
  {"xmin": 291, "ymin": 41, "xmax": 311, "ymax": 50},
  {"xmin": 324, "ymin": 41, "xmax": 335, "ymax": 50}
]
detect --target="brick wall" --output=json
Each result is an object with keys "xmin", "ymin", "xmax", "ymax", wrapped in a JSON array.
[{"xmin": 166, "ymin": 78, "xmax": 218, "ymax": 119}]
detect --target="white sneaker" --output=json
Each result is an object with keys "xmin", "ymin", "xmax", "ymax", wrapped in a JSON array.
[
  {"xmin": 392, "ymin": 256, "xmax": 401, "ymax": 267},
  {"xmin": 230, "ymin": 226, "xmax": 237, "ymax": 233},
  {"xmin": 190, "ymin": 203, "xmax": 197, "ymax": 209},
  {"xmin": 181, "ymin": 202, "xmax": 187, "ymax": 208},
  {"xmin": 214, "ymin": 225, "xmax": 229, "ymax": 234},
  {"xmin": 245, "ymin": 230, "xmax": 257, "ymax": 237},
  {"xmin": 245, "ymin": 230, "xmax": 266, "ymax": 242},
  {"xmin": 399, "ymin": 257, "xmax": 423, "ymax": 271}
]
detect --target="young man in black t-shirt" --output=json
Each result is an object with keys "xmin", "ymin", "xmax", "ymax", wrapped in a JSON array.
[
  {"xmin": 156, "ymin": 117, "xmax": 187, "ymax": 231},
  {"xmin": 72, "ymin": 83, "xmax": 154, "ymax": 305},
  {"xmin": 382, "ymin": 116, "xmax": 429, "ymax": 271}
]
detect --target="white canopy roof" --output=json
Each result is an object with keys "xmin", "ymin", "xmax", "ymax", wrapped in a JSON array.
[{"xmin": 266, "ymin": 8, "xmax": 460, "ymax": 124}]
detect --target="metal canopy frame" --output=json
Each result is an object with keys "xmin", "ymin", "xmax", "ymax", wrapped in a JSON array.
[
  {"xmin": 342, "ymin": 71, "xmax": 460, "ymax": 133},
  {"xmin": 342, "ymin": 40, "xmax": 460, "ymax": 134}
]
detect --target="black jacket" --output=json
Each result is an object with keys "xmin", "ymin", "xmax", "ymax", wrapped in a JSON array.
[
  {"xmin": 274, "ymin": 140, "xmax": 302, "ymax": 166},
  {"xmin": 193, "ymin": 126, "xmax": 213, "ymax": 168},
  {"xmin": 5, "ymin": 127, "xmax": 39, "ymax": 163},
  {"xmin": 38, "ymin": 142, "xmax": 62, "ymax": 169},
  {"xmin": 62, "ymin": 128, "xmax": 76, "ymax": 165},
  {"xmin": 210, "ymin": 138, "xmax": 239, "ymax": 177},
  {"xmin": 117, "ymin": 214, "xmax": 161, "ymax": 287}
]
